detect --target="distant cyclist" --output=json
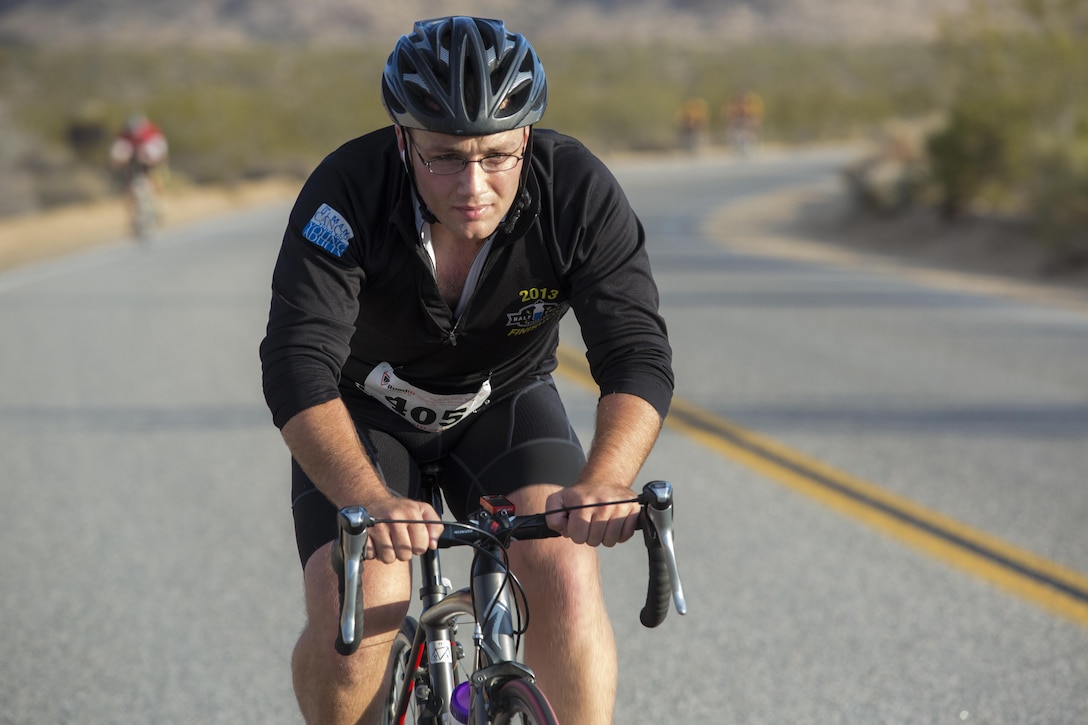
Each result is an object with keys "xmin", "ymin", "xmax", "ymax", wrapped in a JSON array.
[
  {"xmin": 675, "ymin": 96, "xmax": 710, "ymax": 153},
  {"xmin": 724, "ymin": 90, "xmax": 763, "ymax": 155},
  {"xmin": 109, "ymin": 113, "xmax": 169, "ymax": 236}
]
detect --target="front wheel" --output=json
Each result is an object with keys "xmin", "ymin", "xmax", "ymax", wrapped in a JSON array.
[
  {"xmin": 383, "ymin": 617, "xmax": 435, "ymax": 725},
  {"xmin": 490, "ymin": 677, "xmax": 559, "ymax": 725},
  {"xmin": 130, "ymin": 173, "xmax": 157, "ymax": 241}
]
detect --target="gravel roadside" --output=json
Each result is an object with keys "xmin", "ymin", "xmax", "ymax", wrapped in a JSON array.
[
  {"xmin": 707, "ymin": 179, "xmax": 1088, "ymax": 314},
  {"xmin": 0, "ymin": 177, "xmax": 301, "ymax": 271},
  {"xmin": 5, "ymin": 172, "xmax": 1086, "ymax": 315}
]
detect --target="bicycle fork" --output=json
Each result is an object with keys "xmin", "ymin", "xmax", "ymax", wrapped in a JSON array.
[
  {"xmin": 465, "ymin": 540, "xmax": 539, "ymax": 723},
  {"xmin": 402, "ymin": 544, "xmax": 461, "ymax": 721},
  {"xmin": 411, "ymin": 541, "xmax": 534, "ymax": 724}
]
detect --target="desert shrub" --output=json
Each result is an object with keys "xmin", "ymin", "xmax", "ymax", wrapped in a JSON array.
[
  {"xmin": 1, "ymin": 40, "xmax": 945, "ymax": 213},
  {"xmin": 924, "ymin": 0, "xmax": 1088, "ymax": 235},
  {"xmin": 925, "ymin": 98, "xmax": 1032, "ymax": 219},
  {"xmin": 1029, "ymin": 136, "xmax": 1088, "ymax": 266}
]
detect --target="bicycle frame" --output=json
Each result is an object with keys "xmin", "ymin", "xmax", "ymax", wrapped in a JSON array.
[
  {"xmin": 389, "ymin": 469, "xmax": 533, "ymax": 723},
  {"xmin": 336, "ymin": 474, "xmax": 687, "ymax": 724},
  {"xmin": 129, "ymin": 169, "xmax": 157, "ymax": 240}
]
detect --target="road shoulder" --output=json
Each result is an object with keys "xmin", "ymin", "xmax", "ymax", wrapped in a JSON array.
[
  {"xmin": 705, "ymin": 179, "xmax": 1088, "ymax": 313},
  {"xmin": 7, "ymin": 169, "xmax": 1088, "ymax": 317},
  {"xmin": 0, "ymin": 177, "xmax": 300, "ymax": 272}
]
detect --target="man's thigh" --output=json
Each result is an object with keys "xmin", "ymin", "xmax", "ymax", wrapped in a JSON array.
[
  {"xmin": 442, "ymin": 379, "xmax": 586, "ymax": 519},
  {"xmin": 291, "ymin": 378, "xmax": 585, "ymax": 565},
  {"xmin": 291, "ymin": 427, "xmax": 418, "ymax": 569}
]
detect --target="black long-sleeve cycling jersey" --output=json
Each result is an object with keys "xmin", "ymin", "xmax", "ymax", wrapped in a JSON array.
[{"xmin": 260, "ymin": 126, "xmax": 672, "ymax": 431}]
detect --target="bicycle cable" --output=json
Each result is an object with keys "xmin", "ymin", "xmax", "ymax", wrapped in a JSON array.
[
  {"xmin": 366, "ymin": 497, "xmax": 642, "ymax": 647},
  {"xmin": 366, "ymin": 516, "xmax": 528, "ymax": 635},
  {"xmin": 536, "ymin": 496, "xmax": 641, "ymax": 519},
  {"xmin": 368, "ymin": 495, "xmax": 642, "ymax": 532}
]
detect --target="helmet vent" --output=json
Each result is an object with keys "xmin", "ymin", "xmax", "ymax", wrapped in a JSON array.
[{"xmin": 381, "ymin": 16, "xmax": 547, "ymax": 135}]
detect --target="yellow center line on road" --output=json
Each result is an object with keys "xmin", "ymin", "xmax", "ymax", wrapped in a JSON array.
[{"xmin": 555, "ymin": 344, "xmax": 1088, "ymax": 628}]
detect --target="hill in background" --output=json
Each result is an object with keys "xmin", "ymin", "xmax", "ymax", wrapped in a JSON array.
[
  {"xmin": 0, "ymin": 0, "xmax": 971, "ymax": 217},
  {"xmin": 0, "ymin": 0, "xmax": 968, "ymax": 47}
]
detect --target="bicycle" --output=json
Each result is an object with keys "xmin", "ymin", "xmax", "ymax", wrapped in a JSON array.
[
  {"xmin": 332, "ymin": 465, "xmax": 687, "ymax": 725},
  {"xmin": 129, "ymin": 169, "xmax": 157, "ymax": 241}
]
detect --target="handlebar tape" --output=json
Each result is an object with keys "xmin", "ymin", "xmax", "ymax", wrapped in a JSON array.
[{"xmin": 639, "ymin": 508, "xmax": 672, "ymax": 628}]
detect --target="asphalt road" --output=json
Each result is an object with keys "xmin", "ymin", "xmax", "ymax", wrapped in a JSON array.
[{"xmin": 2, "ymin": 147, "xmax": 1086, "ymax": 724}]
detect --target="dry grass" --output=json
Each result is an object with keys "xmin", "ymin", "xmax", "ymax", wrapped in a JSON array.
[{"xmin": 0, "ymin": 176, "xmax": 299, "ymax": 270}]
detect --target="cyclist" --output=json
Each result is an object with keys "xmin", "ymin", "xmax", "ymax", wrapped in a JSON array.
[
  {"xmin": 260, "ymin": 16, "xmax": 673, "ymax": 725},
  {"xmin": 724, "ymin": 90, "xmax": 764, "ymax": 154},
  {"xmin": 108, "ymin": 113, "xmax": 169, "ymax": 230},
  {"xmin": 676, "ymin": 96, "xmax": 710, "ymax": 153}
]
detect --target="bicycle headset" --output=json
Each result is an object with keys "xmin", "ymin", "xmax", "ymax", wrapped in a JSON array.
[{"xmin": 380, "ymin": 16, "xmax": 548, "ymax": 232}]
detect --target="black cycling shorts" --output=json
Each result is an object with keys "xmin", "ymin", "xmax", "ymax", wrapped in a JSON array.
[{"xmin": 290, "ymin": 377, "xmax": 586, "ymax": 568}]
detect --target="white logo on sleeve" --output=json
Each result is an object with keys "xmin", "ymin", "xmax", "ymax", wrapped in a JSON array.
[{"xmin": 302, "ymin": 203, "xmax": 354, "ymax": 257}]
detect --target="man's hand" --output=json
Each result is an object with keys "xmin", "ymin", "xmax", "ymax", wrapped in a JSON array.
[
  {"xmin": 542, "ymin": 393, "xmax": 662, "ymax": 547},
  {"xmin": 544, "ymin": 482, "xmax": 640, "ymax": 548},
  {"xmin": 361, "ymin": 492, "xmax": 444, "ymax": 564},
  {"xmin": 280, "ymin": 400, "xmax": 445, "ymax": 564}
]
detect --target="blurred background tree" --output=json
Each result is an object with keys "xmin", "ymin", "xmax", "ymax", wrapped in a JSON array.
[
  {"xmin": 924, "ymin": 0, "xmax": 1088, "ymax": 261},
  {"xmin": 0, "ymin": 41, "xmax": 944, "ymax": 211},
  {"xmin": 2, "ymin": 0, "xmax": 1085, "ymax": 268}
]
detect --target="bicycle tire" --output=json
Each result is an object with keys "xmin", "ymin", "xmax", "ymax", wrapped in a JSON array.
[
  {"xmin": 130, "ymin": 174, "xmax": 156, "ymax": 240},
  {"xmin": 490, "ymin": 677, "xmax": 559, "ymax": 725},
  {"xmin": 383, "ymin": 617, "xmax": 437, "ymax": 725}
]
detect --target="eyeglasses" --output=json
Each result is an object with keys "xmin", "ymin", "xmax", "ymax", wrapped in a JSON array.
[
  {"xmin": 412, "ymin": 148, "xmax": 524, "ymax": 175},
  {"xmin": 405, "ymin": 130, "xmax": 525, "ymax": 176}
]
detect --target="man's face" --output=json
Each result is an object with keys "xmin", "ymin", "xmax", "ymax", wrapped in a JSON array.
[{"xmin": 398, "ymin": 126, "xmax": 528, "ymax": 243}]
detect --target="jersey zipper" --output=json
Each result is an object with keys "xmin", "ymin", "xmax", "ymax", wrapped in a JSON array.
[{"xmin": 447, "ymin": 239, "xmax": 507, "ymax": 347}]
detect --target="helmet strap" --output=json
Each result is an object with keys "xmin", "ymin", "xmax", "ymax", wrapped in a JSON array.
[
  {"xmin": 501, "ymin": 127, "xmax": 534, "ymax": 235},
  {"xmin": 400, "ymin": 128, "xmax": 438, "ymax": 224}
]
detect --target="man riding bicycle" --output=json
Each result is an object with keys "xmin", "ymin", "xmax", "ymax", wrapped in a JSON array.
[
  {"xmin": 724, "ymin": 90, "xmax": 764, "ymax": 154},
  {"xmin": 109, "ymin": 113, "xmax": 168, "ymax": 224},
  {"xmin": 260, "ymin": 16, "xmax": 674, "ymax": 725}
]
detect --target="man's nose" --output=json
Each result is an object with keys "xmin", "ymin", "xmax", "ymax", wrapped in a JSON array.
[{"xmin": 457, "ymin": 160, "xmax": 489, "ymax": 193}]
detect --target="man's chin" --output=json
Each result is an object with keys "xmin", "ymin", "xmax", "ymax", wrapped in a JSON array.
[{"xmin": 439, "ymin": 218, "xmax": 501, "ymax": 243}]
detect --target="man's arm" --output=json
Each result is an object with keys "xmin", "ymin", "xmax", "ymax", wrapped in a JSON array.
[
  {"xmin": 281, "ymin": 399, "xmax": 442, "ymax": 563},
  {"xmin": 545, "ymin": 392, "xmax": 663, "ymax": 547}
]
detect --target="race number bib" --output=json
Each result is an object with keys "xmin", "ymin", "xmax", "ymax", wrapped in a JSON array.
[{"xmin": 360, "ymin": 362, "xmax": 491, "ymax": 432}]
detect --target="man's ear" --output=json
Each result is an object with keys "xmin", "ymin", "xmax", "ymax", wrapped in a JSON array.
[{"xmin": 394, "ymin": 125, "xmax": 406, "ymax": 153}]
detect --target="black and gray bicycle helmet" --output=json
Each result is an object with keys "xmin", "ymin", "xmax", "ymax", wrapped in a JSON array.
[{"xmin": 382, "ymin": 16, "xmax": 547, "ymax": 135}]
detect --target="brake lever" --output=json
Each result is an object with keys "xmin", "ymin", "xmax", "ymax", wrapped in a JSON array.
[
  {"xmin": 641, "ymin": 481, "xmax": 688, "ymax": 616},
  {"xmin": 334, "ymin": 506, "xmax": 372, "ymax": 653}
]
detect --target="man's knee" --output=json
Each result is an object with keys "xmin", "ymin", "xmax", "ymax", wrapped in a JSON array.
[
  {"xmin": 302, "ymin": 543, "xmax": 412, "ymax": 645},
  {"xmin": 510, "ymin": 537, "xmax": 602, "ymax": 602}
]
